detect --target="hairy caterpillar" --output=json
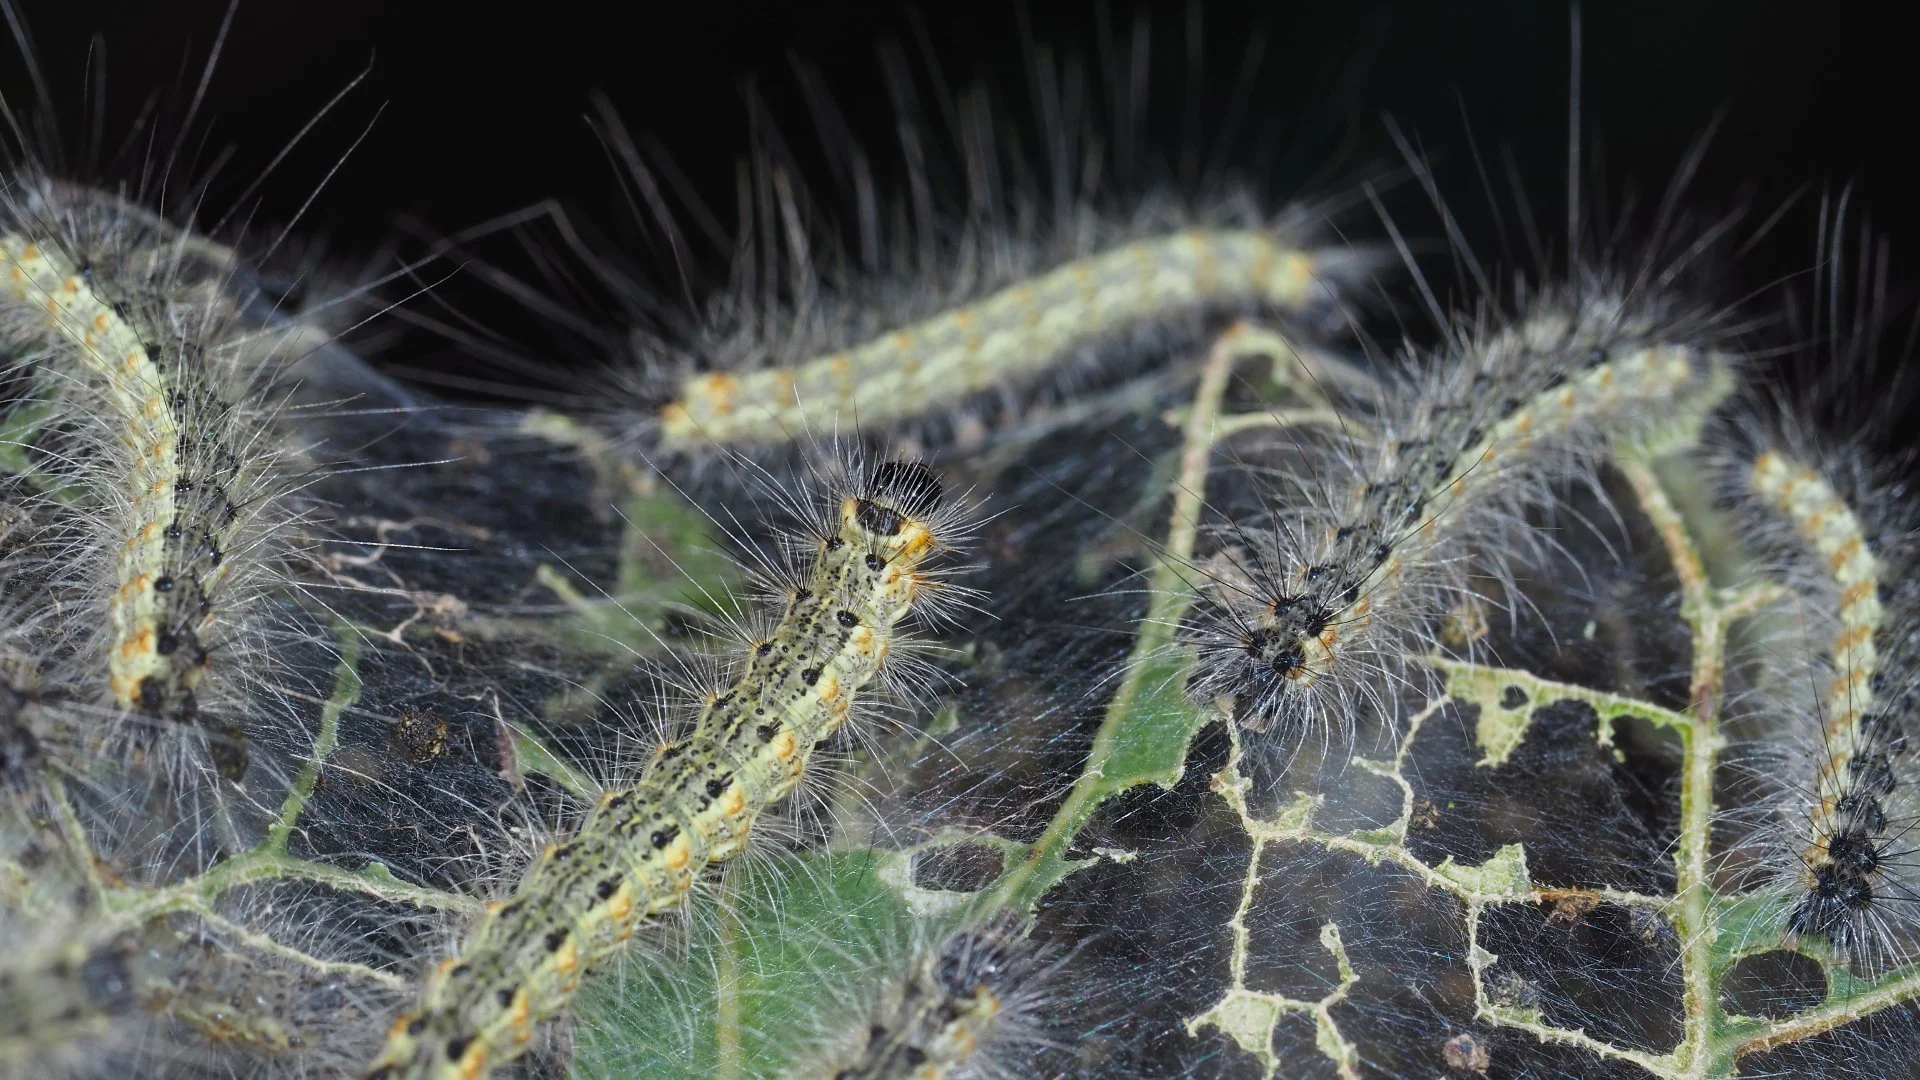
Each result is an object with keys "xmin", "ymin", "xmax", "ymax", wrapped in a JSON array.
[
  {"xmin": 0, "ymin": 926, "xmax": 139, "ymax": 1073},
  {"xmin": 0, "ymin": 224, "xmax": 190, "ymax": 707},
  {"xmin": 366, "ymin": 457, "xmax": 974, "ymax": 1080},
  {"xmin": 1715, "ymin": 202, "xmax": 1920, "ymax": 969},
  {"xmin": 1, "ymin": 178, "xmax": 313, "ymax": 779},
  {"xmin": 0, "ymin": 888, "xmax": 402, "ymax": 1077},
  {"xmin": 792, "ymin": 913, "xmax": 1055, "ymax": 1080},
  {"xmin": 656, "ymin": 228, "xmax": 1349, "ymax": 452},
  {"xmin": 1, "ymin": 695, "xmax": 140, "ymax": 1075},
  {"xmin": 426, "ymin": 8, "xmax": 1372, "ymax": 469},
  {"xmin": 1744, "ymin": 443, "xmax": 1920, "ymax": 965},
  {"xmin": 0, "ymin": 0, "xmax": 384, "ymax": 788},
  {"xmin": 1, "ymin": 550, "xmax": 61, "ymax": 794},
  {"xmin": 1185, "ymin": 292, "xmax": 1734, "ymax": 739}
]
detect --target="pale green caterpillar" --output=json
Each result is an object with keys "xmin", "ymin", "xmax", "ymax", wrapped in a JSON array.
[{"xmin": 659, "ymin": 229, "xmax": 1337, "ymax": 450}]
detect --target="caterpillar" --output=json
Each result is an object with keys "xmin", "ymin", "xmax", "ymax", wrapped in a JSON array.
[
  {"xmin": 1, "ymin": 697, "xmax": 141, "ymax": 1075},
  {"xmin": 1715, "ymin": 199, "xmax": 1920, "ymax": 968},
  {"xmin": 0, "ymin": 925, "xmax": 140, "ymax": 1074},
  {"xmin": 1, "ymin": 178, "xmax": 309, "ymax": 779},
  {"xmin": 655, "ymin": 227, "xmax": 1349, "ymax": 452},
  {"xmin": 366, "ymin": 456, "xmax": 974, "ymax": 1080},
  {"xmin": 789, "ymin": 912, "xmax": 1055, "ymax": 1080},
  {"xmin": 424, "ymin": 7, "xmax": 1373, "ymax": 468},
  {"xmin": 1745, "ymin": 444, "xmax": 1920, "ymax": 965},
  {"xmin": 1184, "ymin": 292, "xmax": 1735, "ymax": 739},
  {"xmin": 0, "ymin": 890, "xmax": 402, "ymax": 1077}
]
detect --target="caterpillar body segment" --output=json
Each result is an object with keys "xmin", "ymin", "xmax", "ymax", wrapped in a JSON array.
[
  {"xmin": 1751, "ymin": 451, "xmax": 1881, "ymax": 750},
  {"xmin": 0, "ymin": 230, "xmax": 192, "ymax": 718}
]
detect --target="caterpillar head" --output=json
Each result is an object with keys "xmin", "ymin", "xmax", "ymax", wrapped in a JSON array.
[
  {"xmin": 843, "ymin": 460, "xmax": 945, "ymax": 566},
  {"xmin": 1184, "ymin": 552, "xmax": 1357, "ymax": 739}
]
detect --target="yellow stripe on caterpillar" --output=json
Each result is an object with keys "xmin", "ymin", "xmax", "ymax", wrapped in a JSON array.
[{"xmin": 1752, "ymin": 450, "xmax": 1882, "ymax": 748}]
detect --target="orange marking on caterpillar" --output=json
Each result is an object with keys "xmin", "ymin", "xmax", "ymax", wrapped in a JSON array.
[
  {"xmin": 1833, "ymin": 625, "xmax": 1873, "ymax": 653},
  {"xmin": 510, "ymin": 993, "xmax": 533, "ymax": 1043},
  {"xmin": 771, "ymin": 729, "xmax": 798, "ymax": 763},
  {"xmin": 1828, "ymin": 537, "xmax": 1865, "ymax": 574}
]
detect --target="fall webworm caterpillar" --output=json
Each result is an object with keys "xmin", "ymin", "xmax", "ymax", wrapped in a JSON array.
[
  {"xmin": 790, "ymin": 912, "xmax": 1060, "ymax": 1080},
  {"xmin": 1183, "ymin": 291, "xmax": 1735, "ymax": 742},
  {"xmin": 1736, "ymin": 438, "xmax": 1920, "ymax": 966},
  {"xmin": 654, "ymin": 227, "xmax": 1353, "ymax": 453},
  {"xmin": 1709, "ymin": 201, "xmax": 1920, "ymax": 969},
  {"xmin": 0, "ymin": 225, "xmax": 194, "ymax": 707},
  {"xmin": 0, "ymin": 19, "xmax": 430, "ymax": 1069},
  {"xmin": 0, "ymin": 0, "xmax": 391, "ymax": 791},
  {"xmin": 366, "ymin": 453, "xmax": 977, "ymax": 1080},
  {"xmin": 0, "ymin": 177, "xmax": 322, "ymax": 780},
  {"xmin": 1176, "ymin": 87, "xmax": 1760, "ymax": 749}
]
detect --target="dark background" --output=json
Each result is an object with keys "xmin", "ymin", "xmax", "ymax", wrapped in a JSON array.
[{"xmin": 3, "ymin": 0, "xmax": 1909, "ymax": 398}]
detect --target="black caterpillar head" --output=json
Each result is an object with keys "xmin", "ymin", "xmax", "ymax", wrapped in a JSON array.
[
  {"xmin": 855, "ymin": 461, "xmax": 943, "ymax": 536},
  {"xmin": 1228, "ymin": 627, "xmax": 1304, "ymax": 732},
  {"xmin": 1218, "ymin": 590, "xmax": 1342, "ymax": 732}
]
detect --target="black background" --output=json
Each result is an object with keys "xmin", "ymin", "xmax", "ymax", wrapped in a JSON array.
[{"xmin": 3, "ymin": 1, "xmax": 1910, "ymax": 402}]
